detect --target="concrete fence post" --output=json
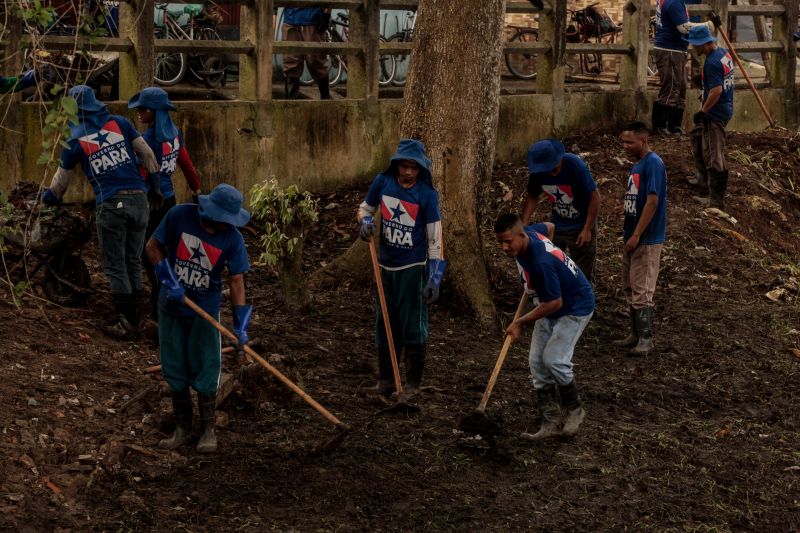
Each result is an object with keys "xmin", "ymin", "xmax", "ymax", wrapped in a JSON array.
[
  {"xmin": 348, "ymin": 1, "xmax": 380, "ymax": 100},
  {"xmin": 118, "ymin": 0, "xmax": 154, "ymax": 100},
  {"xmin": 240, "ymin": 0, "xmax": 274, "ymax": 102}
]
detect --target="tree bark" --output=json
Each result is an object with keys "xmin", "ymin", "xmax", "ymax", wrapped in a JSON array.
[{"xmin": 311, "ymin": 0, "xmax": 506, "ymax": 325}]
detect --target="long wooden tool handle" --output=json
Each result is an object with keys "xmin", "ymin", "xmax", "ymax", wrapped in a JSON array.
[
  {"xmin": 477, "ymin": 292, "xmax": 529, "ymax": 412},
  {"xmin": 368, "ymin": 239, "xmax": 404, "ymax": 394},
  {"xmin": 182, "ymin": 296, "xmax": 345, "ymax": 428},
  {"xmin": 716, "ymin": 24, "xmax": 776, "ymax": 128}
]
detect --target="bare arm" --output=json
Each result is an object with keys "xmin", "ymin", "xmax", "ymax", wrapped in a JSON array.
[
  {"xmin": 583, "ymin": 190, "xmax": 600, "ymax": 233},
  {"xmin": 145, "ymin": 237, "xmax": 166, "ymax": 265},
  {"xmin": 701, "ymin": 86, "xmax": 723, "ymax": 114},
  {"xmin": 229, "ymin": 273, "xmax": 246, "ymax": 306},
  {"xmin": 521, "ymin": 194, "xmax": 539, "ymax": 224}
]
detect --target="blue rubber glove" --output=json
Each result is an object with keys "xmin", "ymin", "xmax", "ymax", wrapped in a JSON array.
[
  {"xmin": 154, "ymin": 259, "xmax": 185, "ymax": 302},
  {"xmin": 232, "ymin": 304, "xmax": 253, "ymax": 347},
  {"xmin": 147, "ymin": 172, "xmax": 164, "ymax": 211},
  {"xmin": 39, "ymin": 189, "xmax": 61, "ymax": 206},
  {"xmin": 359, "ymin": 215, "xmax": 375, "ymax": 241},
  {"xmin": 424, "ymin": 259, "xmax": 447, "ymax": 305}
]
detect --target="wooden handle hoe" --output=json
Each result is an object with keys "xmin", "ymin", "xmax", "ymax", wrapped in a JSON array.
[
  {"xmin": 367, "ymin": 238, "xmax": 405, "ymax": 397},
  {"xmin": 182, "ymin": 296, "xmax": 348, "ymax": 432}
]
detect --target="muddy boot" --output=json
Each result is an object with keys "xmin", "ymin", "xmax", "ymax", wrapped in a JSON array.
[
  {"xmin": 521, "ymin": 386, "xmax": 562, "ymax": 441},
  {"xmin": 159, "ymin": 389, "xmax": 192, "ymax": 450},
  {"xmin": 317, "ymin": 77, "xmax": 331, "ymax": 100},
  {"xmin": 629, "ymin": 308, "xmax": 654, "ymax": 357},
  {"xmin": 103, "ymin": 293, "xmax": 135, "ymax": 340},
  {"xmin": 613, "ymin": 306, "xmax": 638, "ymax": 348},
  {"xmin": 651, "ymin": 102, "xmax": 668, "ymax": 132},
  {"xmin": 368, "ymin": 346, "xmax": 395, "ymax": 397},
  {"xmin": 667, "ymin": 106, "xmax": 685, "ymax": 135},
  {"xmin": 123, "ymin": 289, "xmax": 143, "ymax": 338},
  {"xmin": 196, "ymin": 392, "xmax": 217, "ymax": 453},
  {"xmin": 403, "ymin": 344, "xmax": 426, "ymax": 398},
  {"xmin": 559, "ymin": 380, "xmax": 586, "ymax": 436},
  {"xmin": 286, "ymin": 76, "xmax": 301, "ymax": 99},
  {"xmin": 709, "ymin": 169, "xmax": 728, "ymax": 210}
]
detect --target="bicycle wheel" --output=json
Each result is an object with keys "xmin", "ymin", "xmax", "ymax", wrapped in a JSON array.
[
  {"xmin": 505, "ymin": 29, "xmax": 539, "ymax": 80},
  {"xmin": 388, "ymin": 32, "xmax": 410, "ymax": 87},
  {"xmin": 154, "ymin": 32, "xmax": 186, "ymax": 86},
  {"xmin": 378, "ymin": 36, "xmax": 396, "ymax": 86},
  {"xmin": 193, "ymin": 26, "xmax": 227, "ymax": 88}
]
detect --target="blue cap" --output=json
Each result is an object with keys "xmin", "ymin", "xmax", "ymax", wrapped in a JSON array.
[
  {"xmin": 128, "ymin": 86, "xmax": 177, "ymax": 111},
  {"xmin": 198, "ymin": 184, "xmax": 251, "ymax": 227},
  {"xmin": 68, "ymin": 85, "xmax": 106, "ymax": 112},
  {"xmin": 688, "ymin": 25, "xmax": 717, "ymax": 46},
  {"xmin": 527, "ymin": 139, "xmax": 565, "ymax": 174}
]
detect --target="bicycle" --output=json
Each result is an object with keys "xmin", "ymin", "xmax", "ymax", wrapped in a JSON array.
[
  {"xmin": 566, "ymin": 4, "xmax": 622, "ymax": 75},
  {"xmin": 298, "ymin": 13, "xmax": 396, "ymax": 88},
  {"xmin": 505, "ymin": 25, "xmax": 540, "ymax": 80},
  {"xmin": 154, "ymin": 3, "xmax": 227, "ymax": 88},
  {"xmin": 385, "ymin": 10, "xmax": 416, "ymax": 87}
]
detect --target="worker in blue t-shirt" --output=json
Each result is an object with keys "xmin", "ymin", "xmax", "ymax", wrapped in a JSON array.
[
  {"xmin": 495, "ymin": 213, "xmax": 595, "ymax": 441},
  {"xmin": 653, "ymin": 0, "xmax": 721, "ymax": 134},
  {"xmin": 41, "ymin": 85, "xmax": 162, "ymax": 340},
  {"xmin": 523, "ymin": 139, "xmax": 600, "ymax": 283},
  {"xmin": 357, "ymin": 139, "xmax": 446, "ymax": 399},
  {"xmin": 0, "ymin": 70, "xmax": 37, "ymax": 94},
  {"xmin": 615, "ymin": 123, "xmax": 668, "ymax": 357},
  {"xmin": 282, "ymin": 7, "xmax": 331, "ymax": 100},
  {"xmin": 688, "ymin": 25, "xmax": 734, "ymax": 210},
  {"xmin": 145, "ymin": 184, "xmax": 252, "ymax": 453}
]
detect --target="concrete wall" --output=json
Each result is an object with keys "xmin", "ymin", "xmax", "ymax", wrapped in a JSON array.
[{"xmin": 1, "ymin": 88, "xmax": 790, "ymax": 202}]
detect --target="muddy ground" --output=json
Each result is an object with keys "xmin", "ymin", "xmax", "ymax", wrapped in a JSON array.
[{"xmin": 1, "ymin": 131, "xmax": 799, "ymax": 531}]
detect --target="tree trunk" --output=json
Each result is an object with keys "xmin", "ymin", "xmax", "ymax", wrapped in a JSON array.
[
  {"xmin": 311, "ymin": 0, "xmax": 506, "ymax": 325},
  {"xmin": 398, "ymin": 0, "xmax": 505, "ymax": 324}
]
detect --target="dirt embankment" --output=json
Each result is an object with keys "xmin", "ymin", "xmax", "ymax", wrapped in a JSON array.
[{"xmin": 0, "ymin": 131, "xmax": 798, "ymax": 531}]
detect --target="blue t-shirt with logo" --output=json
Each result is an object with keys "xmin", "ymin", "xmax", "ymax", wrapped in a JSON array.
[
  {"xmin": 528, "ymin": 153, "xmax": 597, "ymax": 232},
  {"xmin": 142, "ymin": 128, "xmax": 185, "ymax": 200},
  {"xmin": 655, "ymin": 0, "xmax": 690, "ymax": 51},
  {"xmin": 152, "ymin": 204, "xmax": 250, "ymax": 317},
  {"xmin": 59, "ymin": 115, "xmax": 146, "ymax": 204},
  {"xmin": 515, "ymin": 227, "xmax": 595, "ymax": 319},
  {"xmin": 364, "ymin": 173, "xmax": 441, "ymax": 270},
  {"xmin": 703, "ymin": 47, "xmax": 735, "ymax": 123},
  {"xmin": 283, "ymin": 8, "xmax": 324, "ymax": 26},
  {"xmin": 623, "ymin": 152, "xmax": 668, "ymax": 245}
]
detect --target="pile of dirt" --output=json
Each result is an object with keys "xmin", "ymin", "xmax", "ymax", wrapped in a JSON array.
[{"xmin": 0, "ymin": 131, "xmax": 798, "ymax": 531}]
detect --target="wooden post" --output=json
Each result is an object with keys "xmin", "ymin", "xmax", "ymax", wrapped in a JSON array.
[
  {"xmin": 708, "ymin": 0, "xmax": 729, "ymax": 39},
  {"xmin": 1, "ymin": 11, "xmax": 23, "ymax": 181},
  {"xmin": 537, "ymin": 0, "xmax": 568, "ymax": 133},
  {"xmin": 749, "ymin": 0, "xmax": 771, "ymax": 79},
  {"xmin": 348, "ymin": 2, "xmax": 379, "ymax": 100},
  {"xmin": 619, "ymin": 0, "xmax": 649, "ymax": 92},
  {"xmin": 240, "ymin": 0, "xmax": 273, "ymax": 102},
  {"xmin": 118, "ymin": 0, "xmax": 154, "ymax": 100},
  {"xmin": 769, "ymin": 0, "xmax": 798, "ymax": 127}
]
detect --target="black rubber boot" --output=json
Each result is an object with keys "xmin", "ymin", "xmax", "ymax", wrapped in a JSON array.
[
  {"xmin": 196, "ymin": 392, "xmax": 217, "ymax": 453},
  {"xmin": 689, "ymin": 127, "xmax": 710, "ymax": 195},
  {"xmin": 558, "ymin": 380, "xmax": 585, "ymax": 436},
  {"xmin": 104, "ymin": 293, "xmax": 135, "ymax": 340},
  {"xmin": 373, "ymin": 346, "xmax": 394, "ymax": 397},
  {"xmin": 159, "ymin": 389, "xmax": 192, "ymax": 450},
  {"xmin": 613, "ymin": 306, "xmax": 638, "ymax": 347},
  {"xmin": 521, "ymin": 385, "xmax": 562, "ymax": 441},
  {"xmin": 629, "ymin": 308, "xmax": 654, "ymax": 356},
  {"xmin": 286, "ymin": 76, "xmax": 301, "ymax": 99},
  {"xmin": 668, "ymin": 107, "xmax": 686, "ymax": 135},
  {"xmin": 317, "ymin": 77, "xmax": 331, "ymax": 100},
  {"xmin": 124, "ymin": 289, "xmax": 143, "ymax": 338},
  {"xmin": 651, "ymin": 102, "xmax": 669, "ymax": 132},
  {"xmin": 709, "ymin": 169, "xmax": 728, "ymax": 210},
  {"xmin": 403, "ymin": 344, "xmax": 426, "ymax": 398}
]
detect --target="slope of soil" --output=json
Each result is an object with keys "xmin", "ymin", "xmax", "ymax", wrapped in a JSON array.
[{"xmin": 0, "ymin": 131, "xmax": 798, "ymax": 531}]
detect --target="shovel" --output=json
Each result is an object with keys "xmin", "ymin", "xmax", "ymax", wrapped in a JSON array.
[
  {"xmin": 459, "ymin": 291, "xmax": 529, "ymax": 436},
  {"xmin": 367, "ymin": 238, "xmax": 420, "ymax": 414},
  {"xmin": 181, "ymin": 296, "xmax": 351, "ymax": 453}
]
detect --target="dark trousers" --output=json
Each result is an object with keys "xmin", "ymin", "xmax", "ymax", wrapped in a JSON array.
[
  {"xmin": 96, "ymin": 191, "xmax": 149, "ymax": 295},
  {"xmin": 654, "ymin": 48, "xmax": 687, "ymax": 109},
  {"xmin": 553, "ymin": 227, "xmax": 596, "ymax": 284},
  {"xmin": 143, "ymin": 196, "xmax": 177, "ymax": 316},
  {"xmin": 374, "ymin": 265, "xmax": 428, "ymax": 351}
]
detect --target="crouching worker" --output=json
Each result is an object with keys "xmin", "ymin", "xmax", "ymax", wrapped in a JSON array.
[
  {"xmin": 495, "ymin": 213, "xmax": 595, "ymax": 440},
  {"xmin": 358, "ymin": 139, "xmax": 446, "ymax": 399},
  {"xmin": 145, "ymin": 184, "xmax": 252, "ymax": 453}
]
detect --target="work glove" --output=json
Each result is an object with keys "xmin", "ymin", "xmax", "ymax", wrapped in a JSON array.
[
  {"xmin": 693, "ymin": 111, "xmax": 707, "ymax": 125},
  {"xmin": 191, "ymin": 190, "xmax": 200, "ymax": 204},
  {"xmin": 232, "ymin": 304, "xmax": 253, "ymax": 348},
  {"xmin": 708, "ymin": 13, "xmax": 722, "ymax": 28},
  {"xmin": 423, "ymin": 259, "xmax": 447, "ymax": 305},
  {"xmin": 38, "ymin": 188, "xmax": 61, "ymax": 206},
  {"xmin": 154, "ymin": 259, "xmax": 185, "ymax": 302},
  {"xmin": 359, "ymin": 215, "xmax": 376, "ymax": 242},
  {"xmin": 315, "ymin": 11, "xmax": 331, "ymax": 33},
  {"xmin": 147, "ymin": 172, "xmax": 164, "ymax": 211}
]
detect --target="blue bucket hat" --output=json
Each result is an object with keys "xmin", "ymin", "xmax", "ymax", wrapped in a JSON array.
[
  {"xmin": 67, "ymin": 85, "xmax": 109, "ymax": 141},
  {"xmin": 527, "ymin": 139, "xmax": 565, "ymax": 174},
  {"xmin": 69, "ymin": 85, "xmax": 106, "ymax": 112},
  {"xmin": 688, "ymin": 25, "xmax": 717, "ymax": 46},
  {"xmin": 128, "ymin": 87, "xmax": 179, "ymax": 142},
  {"xmin": 198, "ymin": 184, "xmax": 251, "ymax": 227}
]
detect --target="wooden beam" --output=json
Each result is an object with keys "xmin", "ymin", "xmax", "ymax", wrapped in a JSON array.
[
  {"xmin": 566, "ymin": 43, "xmax": 633, "ymax": 55},
  {"xmin": 502, "ymin": 41, "xmax": 552, "ymax": 52},
  {"xmin": 728, "ymin": 4, "xmax": 786, "ymax": 15},
  {"xmin": 749, "ymin": 0, "xmax": 772, "ymax": 79},
  {"xmin": 729, "ymin": 41, "xmax": 785, "ymax": 52},
  {"xmin": 20, "ymin": 36, "xmax": 134, "ymax": 53},
  {"xmin": 379, "ymin": 41, "xmax": 415, "ymax": 54},
  {"xmin": 507, "ymin": 0, "xmax": 553, "ymax": 14},
  {"xmin": 274, "ymin": 0, "xmax": 362, "ymax": 7},
  {"xmin": 153, "ymin": 39, "xmax": 255, "ymax": 54},
  {"xmin": 379, "ymin": 0, "xmax": 419, "ymax": 8},
  {"xmin": 272, "ymin": 41, "xmax": 362, "ymax": 54}
]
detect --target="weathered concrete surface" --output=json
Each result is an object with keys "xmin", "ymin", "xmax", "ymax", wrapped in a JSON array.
[{"xmin": 1, "ymin": 88, "xmax": 792, "ymax": 202}]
